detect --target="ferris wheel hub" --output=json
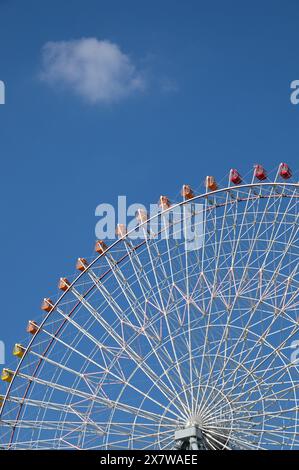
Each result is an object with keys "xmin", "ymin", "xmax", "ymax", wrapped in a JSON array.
[
  {"xmin": 185, "ymin": 414, "xmax": 204, "ymax": 428},
  {"xmin": 174, "ymin": 426, "xmax": 203, "ymax": 450},
  {"xmin": 2, "ymin": 176, "xmax": 299, "ymax": 449}
]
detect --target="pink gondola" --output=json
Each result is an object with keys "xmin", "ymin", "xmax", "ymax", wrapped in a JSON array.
[
  {"xmin": 254, "ymin": 164, "xmax": 267, "ymax": 181},
  {"xmin": 230, "ymin": 169, "xmax": 242, "ymax": 185},
  {"xmin": 279, "ymin": 163, "xmax": 292, "ymax": 179}
]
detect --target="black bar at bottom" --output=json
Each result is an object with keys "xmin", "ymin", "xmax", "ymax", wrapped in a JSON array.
[{"xmin": 0, "ymin": 450, "xmax": 298, "ymax": 466}]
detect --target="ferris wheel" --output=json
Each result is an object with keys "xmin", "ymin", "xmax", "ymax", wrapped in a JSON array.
[{"xmin": 1, "ymin": 163, "xmax": 299, "ymax": 450}]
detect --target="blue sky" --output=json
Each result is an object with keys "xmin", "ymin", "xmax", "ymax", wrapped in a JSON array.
[{"xmin": 0, "ymin": 0, "xmax": 299, "ymax": 364}]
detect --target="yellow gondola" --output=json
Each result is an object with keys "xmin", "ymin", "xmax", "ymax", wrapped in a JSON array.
[
  {"xmin": 13, "ymin": 344, "xmax": 25, "ymax": 359},
  {"xmin": 1, "ymin": 369, "xmax": 14, "ymax": 383}
]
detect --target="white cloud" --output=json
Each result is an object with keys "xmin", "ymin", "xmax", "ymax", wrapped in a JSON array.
[{"xmin": 40, "ymin": 38, "xmax": 146, "ymax": 104}]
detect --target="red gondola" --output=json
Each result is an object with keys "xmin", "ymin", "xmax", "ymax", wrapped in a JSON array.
[
  {"xmin": 230, "ymin": 169, "xmax": 242, "ymax": 185},
  {"xmin": 254, "ymin": 164, "xmax": 267, "ymax": 181},
  {"xmin": 279, "ymin": 163, "xmax": 292, "ymax": 179}
]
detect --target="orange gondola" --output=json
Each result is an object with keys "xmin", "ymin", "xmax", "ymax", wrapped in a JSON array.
[
  {"xmin": 115, "ymin": 224, "xmax": 127, "ymax": 238},
  {"xmin": 181, "ymin": 184, "xmax": 194, "ymax": 200},
  {"xmin": 27, "ymin": 321, "xmax": 39, "ymax": 335},
  {"xmin": 206, "ymin": 176, "xmax": 218, "ymax": 191},
  {"xmin": 135, "ymin": 208, "xmax": 148, "ymax": 224},
  {"xmin": 76, "ymin": 258, "xmax": 89, "ymax": 271},
  {"xmin": 94, "ymin": 240, "xmax": 108, "ymax": 254},
  {"xmin": 41, "ymin": 298, "xmax": 53, "ymax": 312},
  {"xmin": 159, "ymin": 195, "xmax": 171, "ymax": 210},
  {"xmin": 58, "ymin": 277, "xmax": 70, "ymax": 291}
]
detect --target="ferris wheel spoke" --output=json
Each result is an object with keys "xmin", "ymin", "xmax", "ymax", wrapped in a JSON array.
[
  {"xmin": 95, "ymin": 251, "xmax": 159, "ymax": 331},
  {"xmin": 121, "ymin": 238, "xmax": 161, "ymax": 310},
  {"xmin": 227, "ymin": 384, "xmax": 298, "ymax": 416},
  {"xmin": 201, "ymin": 248, "xmax": 299, "ymax": 412},
  {"xmin": 201, "ymin": 354, "xmax": 295, "ymax": 420},
  {"xmin": 0, "ymin": 419, "xmax": 104, "ymax": 433},
  {"xmin": 147, "ymin": 289, "xmax": 191, "ymax": 410},
  {"xmin": 99, "ymin": 427, "xmax": 175, "ymax": 449},
  {"xmin": 15, "ymin": 369, "xmax": 181, "ymax": 425},
  {"xmin": 2, "ymin": 180, "xmax": 299, "ymax": 449},
  {"xmin": 48, "ymin": 311, "xmax": 187, "ymax": 423},
  {"xmin": 196, "ymin": 185, "xmax": 254, "ymax": 412},
  {"xmin": 94, "ymin": 239, "xmax": 192, "ymax": 416},
  {"xmin": 201, "ymin": 333, "xmax": 284, "ymax": 411},
  {"xmin": 214, "ymin": 426, "xmax": 293, "ymax": 448},
  {"xmin": 223, "ymin": 328, "xmax": 298, "ymax": 406},
  {"xmin": 123, "ymin": 227, "xmax": 191, "ymax": 415},
  {"xmin": 32, "ymin": 324, "xmax": 114, "ymax": 373},
  {"xmin": 53, "ymin": 292, "xmax": 188, "ymax": 418},
  {"xmin": 203, "ymin": 426, "xmax": 264, "ymax": 450}
]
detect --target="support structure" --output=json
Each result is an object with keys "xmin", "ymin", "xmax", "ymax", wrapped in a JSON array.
[{"xmin": 174, "ymin": 426, "xmax": 204, "ymax": 450}]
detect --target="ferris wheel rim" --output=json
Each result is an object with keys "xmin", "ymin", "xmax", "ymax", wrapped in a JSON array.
[
  {"xmin": 1, "ymin": 179, "xmax": 299, "ymax": 449},
  {"xmin": 1, "ymin": 181, "xmax": 299, "ymax": 414}
]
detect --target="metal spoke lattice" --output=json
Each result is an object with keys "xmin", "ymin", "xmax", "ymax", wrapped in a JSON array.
[{"xmin": 1, "ymin": 179, "xmax": 299, "ymax": 449}]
